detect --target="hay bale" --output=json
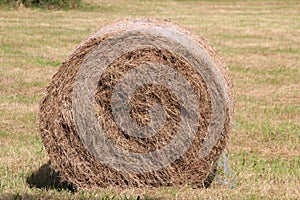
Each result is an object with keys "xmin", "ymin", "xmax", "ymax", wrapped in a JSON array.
[{"xmin": 39, "ymin": 18, "xmax": 234, "ymax": 189}]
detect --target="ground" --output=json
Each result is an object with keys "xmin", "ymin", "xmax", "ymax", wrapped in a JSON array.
[{"xmin": 0, "ymin": 0, "xmax": 299, "ymax": 199}]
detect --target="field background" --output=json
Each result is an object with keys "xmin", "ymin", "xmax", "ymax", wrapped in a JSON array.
[{"xmin": 0, "ymin": 0, "xmax": 299, "ymax": 199}]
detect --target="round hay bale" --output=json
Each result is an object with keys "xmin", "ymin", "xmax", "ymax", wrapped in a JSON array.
[{"xmin": 39, "ymin": 18, "xmax": 234, "ymax": 189}]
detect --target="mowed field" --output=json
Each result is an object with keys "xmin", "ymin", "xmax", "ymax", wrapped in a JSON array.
[{"xmin": 0, "ymin": 0, "xmax": 299, "ymax": 199}]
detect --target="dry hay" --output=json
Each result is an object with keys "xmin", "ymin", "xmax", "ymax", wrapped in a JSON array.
[{"xmin": 39, "ymin": 18, "xmax": 234, "ymax": 189}]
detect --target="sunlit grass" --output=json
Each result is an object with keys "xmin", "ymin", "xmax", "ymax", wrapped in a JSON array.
[{"xmin": 0, "ymin": 0, "xmax": 299, "ymax": 199}]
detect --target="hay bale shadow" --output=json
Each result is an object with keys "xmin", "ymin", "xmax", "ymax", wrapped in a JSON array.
[
  {"xmin": 203, "ymin": 163, "xmax": 217, "ymax": 188},
  {"xmin": 26, "ymin": 161, "xmax": 76, "ymax": 192}
]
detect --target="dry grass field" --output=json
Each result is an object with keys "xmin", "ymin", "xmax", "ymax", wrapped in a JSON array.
[{"xmin": 0, "ymin": 0, "xmax": 299, "ymax": 199}]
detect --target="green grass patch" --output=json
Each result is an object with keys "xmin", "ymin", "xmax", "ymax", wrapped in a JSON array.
[
  {"xmin": 233, "ymin": 151, "xmax": 299, "ymax": 177},
  {"xmin": 0, "ymin": 131, "xmax": 10, "ymax": 138},
  {"xmin": 37, "ymin": 57, "xmax": 61, "ymax": 67},
  {"xmin": 0, "ymin": 95, "xmax": 41, "ymax": 105}
]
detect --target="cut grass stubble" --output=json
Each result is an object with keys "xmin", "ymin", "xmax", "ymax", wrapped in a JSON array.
[{"xmin": 0, "ymin": 0, "xmax": 299, "ymax": 199}]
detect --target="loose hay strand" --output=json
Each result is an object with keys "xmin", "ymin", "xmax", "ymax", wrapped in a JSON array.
[{"xmin": 39, "ymin": 18, "xmax": 234, "ymax": 189}]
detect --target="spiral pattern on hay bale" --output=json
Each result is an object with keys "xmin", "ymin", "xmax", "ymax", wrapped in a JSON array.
[{"xmin": 39, "ymin": 18, "xmax": 234, "ymax": 189}]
